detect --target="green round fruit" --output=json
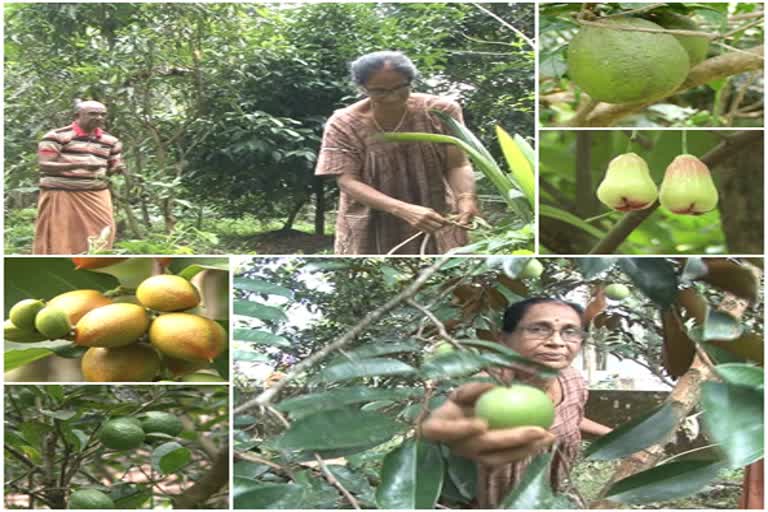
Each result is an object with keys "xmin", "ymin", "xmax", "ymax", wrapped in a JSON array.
[
  {"xmin": 4, "ymin": 319, "xmax": 47, "ymax": 343},
  {"xmin": 431, "ymin": 342, "xmax": 455, "ymax": 357},
  {"xmin": 99, "ymin": 418, "xmax": 146, "ymax": 450},
  {"xmin": 474, "ymin": 385, "xmax": 555, "ymax": 430},
  {"xmin": 9, "ymin": 299, "xmax": 45, "ymax": 330},
  {"xmin": 519, "ymin": 259, "xmax": 544, "ymax": 279},
  {"xmin": 604, "ymin": 283, "xmax": 631, "ymax": 301},
  {"xmin": 567, "ymin": 16, "xmax": 689, "ymax": 104},
  {"xmin": 140, "ymin": 411, "xmax": 184, "ymax": 436},
  {"xmin": 68, "ymin": 489, "xmax": 115, "ymax": 509},
  {"xmin": 34, "ymin": 306, "xmax": 72, "ymax": 339}
]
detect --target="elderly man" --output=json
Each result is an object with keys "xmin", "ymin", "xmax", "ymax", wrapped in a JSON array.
[{"xmin": 33, "ymin": 100, "xmax": 125, "ymax": 254}]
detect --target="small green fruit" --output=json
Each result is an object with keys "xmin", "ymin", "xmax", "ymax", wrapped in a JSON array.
[
  {"xmin": 431, "ymin": 342, "xmax": 455, "ymax": 357},
  {"xmin": 9, "ymin": 299, "xmax": 46, "ymax": 330},
  {"xmin": 474, "ymin": 385, "xmax": 555, "ymax": 430},
  {"xmin": 68, "ymin": 489, "xmax": 115, "ymax": 509},
  {"xmin": 604, "ymin": 283, "xmax": 631, "ymax": 301},
  {"xmin": 140, "ymin": 411, "xmax": 184, "ymax": 436},
  {"xmin": 659, "ymin": 154, "xmax": 718, "ymax": 215},
  {"xmin": 519, "ymin": 259, "xmax": 544, "ymax": 279},
  {"xmin": 4, "ymin": 319, "xmax": 47, "ymax": 343},
  {"xmin": 34, "ymin": 307, "xmax": 72, "ymax": 339},
  {"xmin": 99, "ymin": 418, "xmax": 146, "ymax": 450},
  {"xmin": 597, "ymin": 153, "xmax": 658, "ymax": 211}
]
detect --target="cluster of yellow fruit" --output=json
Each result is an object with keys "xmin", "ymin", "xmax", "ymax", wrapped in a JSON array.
[
  {"xmin": 568, "ymin": 13, "xmax": 709, "ymax": 104},
  {"xmin": 4, "ymin": 275, "xmax": 226, "ymax": 382},
  {"xmin": 597, "ymin": 152, "xmax": 718, "ymax": 215}
]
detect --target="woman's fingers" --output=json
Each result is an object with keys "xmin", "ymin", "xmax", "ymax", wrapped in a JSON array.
[
  {"xmin": 453, "ymin": 426, "xmax": 554, "ymax": 456},
  {"xmin": 450, "ymin": 382, "xmax": 497, "ymax": 406},
  {"xmin": 470, "ymin": 437, "xmax": 556, "ymax": 467},
  {"xmin": 421, "ymin": 416, "xmax": 489, "ymax": 443}
]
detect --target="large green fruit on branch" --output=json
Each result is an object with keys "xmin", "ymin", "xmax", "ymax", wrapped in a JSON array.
[
  {"xmin": 567, "ymin": 16, "xmax": 690, "ymax": 103},
  {"xmin": 474, "ymin": 385, "xmax": 555, "ymax": 429},
  {"xmin": 99, "ymin": 417, "xmax": 146, "ymax": 450}
]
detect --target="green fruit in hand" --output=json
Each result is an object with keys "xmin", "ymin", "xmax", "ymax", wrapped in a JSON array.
[
  {"xmin": 34, "ymin": 307, "xmax": 72, "ymax": 339},
  {"xmin": 474, "ymin": 385, "xmax": 555, "ymax": 430},
  {"xmin": 181, "ymin": 372, "xmax": 227, "ymax": 382},
  {"xmin": 649, "ymin": 12, "xmax": 709, "ymax": 66},
  {"xmin": 99, "ymin": 418, "xmax": 145, "ymax": 450},
  {"xmin": 137, "ymin": 274, "xmax": 201, "ymax": 312},
  {"xmin": 596, "ymin": 153, "xmax": 658, "ymax": 211},
  {"xmin": 604, "ymin": 283, "xmax": 631, "ymax": 301},
  {"xmin": 567, "ymin": 16, "xmax": 689, "ymax": 104},
  {"xmin": 140, "ymin": 411, "xmax": 184, "ymax": 436},
  {"xmin": 81, "ymin": 344, "xmax": 161, "ymax": 382},
  {"xmin": 4, "ymin": 319, "xmax": 47, "ymax": 343},
  {"xmin": 149, "ymin": 313, "xmax": 227, "ymax": 362},
  {"xmin": 68, "ymin": 489, "xmax": 115, "ymax": 509},
  {"xmin": 47, "ymin": 289, "xmax": 112, "ymax": 325},
  {"xmin": 519, "ymin": 259, "xmax": 544, "ymax": 279},
  {"xmin": 75, "ymin": 303, "xmax": 150, "ymax": 348},
  {"xmin": 9, "ymin": 299, "xmax": 45, "ymax": 330},
  {"xmin": 659, "ymin": 154, "xmax": 718, "ymax": 215}
]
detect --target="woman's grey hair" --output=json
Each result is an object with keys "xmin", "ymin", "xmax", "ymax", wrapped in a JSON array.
[{"xmin": 349, "ymin": 51, "xmax": 419, "ymax": 86}]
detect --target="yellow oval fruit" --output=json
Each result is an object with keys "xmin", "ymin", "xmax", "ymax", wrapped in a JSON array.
[
  {"xmin": 47, "ymin": 290, "xmax": 112, "ymax": 325},
  {"xmin": 137, "ymin": 275, "xmax": 201, "ymax": 312},
  {"xmin": 4, "ymin": 319, "xmax": 47, "ymax": 343},
  {"xmin": 9, "ymin": 299, "xmax": 46, "ymax": 330},
  {"xmin": 34, "ymin": 307, "xmax": 73, "ymax": 339},
  {"xmin": 149, "ymin": 313, "xmax": 226, "ymax": 362},
  {"xmin": 75, "ymin": 303, "xmax": 150, "ymax": 348},
  {"xmin": 81, "ymin": 344, "xmax": 161, "ymax": 382}
]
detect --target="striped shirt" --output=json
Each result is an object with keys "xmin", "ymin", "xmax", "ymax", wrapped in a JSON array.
[{"xmin": 37, "ymin": 122, "xmax": 125, "ymax": 191}]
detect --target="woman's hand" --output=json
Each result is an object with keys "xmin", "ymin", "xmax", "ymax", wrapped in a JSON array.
[
  {"xmin": 456, "ymin": 194, "xmax": 479, "ymax": 226},
  {"xmin": 396, "ymin": 203, "xmax": 449, "ymax": 233},
  {"xmin": 421, "ymin": 382, "xmax": 556, "ymax": 467}
]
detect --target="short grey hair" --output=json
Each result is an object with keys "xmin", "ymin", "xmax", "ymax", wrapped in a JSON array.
[{"xmin": 349, "ymin": 51, "xmax": 419, "ymax": 87}]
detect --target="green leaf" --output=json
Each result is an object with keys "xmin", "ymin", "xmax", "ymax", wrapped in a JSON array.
[
  {"xmin": 4, "ymin": 340, "xmax": 80, "ymax": 371},
  {"xmin": 234, "ymin": 277, "xmax": 292, "ymax": 298},
  {"xmin": 459, "ymin": 339, "xmax": 558, "ymax": 378},
  {"xmin": 234, "ymin": 300, "xmax": 287, "ymax": 323},
  {"xmin": 499, "ymin": 452, "xmax": 556, "ymax": 508},
  {"xmin": 315, "ymin": 357, "xmax": 416, "ymax": 383},
  {"xmin": 151, "ymin": 442, "xmax": 191, "ymax": 474},
  {"xmin": 234, "ymin": 461, "xmax": 271, "ymax": 479},
  {"xmin": 496, "ymin": 126, "xmax": 535, "ymax": 207},
  {"xmin": 234, "ymin": 329, "xmax": 290, "ymax": 347},
  {"xmin": 234, "ymin": 480, "xmax": 307, "ymax": 509},
  {"xmin": 443, "ymin": 450, "xmax": 477, "ymax": 501},
  {"xmin": 714, "ymin": 363, "xmax": 763, "ymax": 390},
  {"xmin": 577, "ymin": 258, "xmax": 617, "ymax": 279},
  {"xmin": 111, "ymin": 484, "xmax": 152, "ymax": 509},
  {"xmin": 376, "ymin": 438, "xmax": 444, "ymax": 509},
  {"xmin": 420, "ymin": 351, "xmax": 493, "ymax": 379},
  {"xmin": 702, "ymin": 310, "xmax": 743, "ymax": 341},
  {"xmin": 604, "ymin": 460, "xmax": 725, "ymax": 504},
  {"xmin": 39, "ymin": 409, "xmax": 77, "ymax": 421},
  {"xmin": 276, "ymin": 386, "xmax": 419, "ymax": 418},
  {"xmin": 585, "ymin": 403, "xmax": 678, "ymax": 460},
  {"xmin": 701, "ymin": 381, "xmax": 763, "ymax": 468},
  {"xmin": 540, "ymin": 205, "xmax": 606, "ymax": 239},
  {"xmin": 5, "ymin": 348, "xmax": 55, "ymax": 371},
  {"xmin": 275, "ymin": 408, "xmax": 404, "ymax": 451},
  {"xmin": 618, "ymin": 258, "xmax": 678, "ymax": 308},
  {"xmin": 329, "ymin": 340, "xmax": 422, "ymax": 362}
]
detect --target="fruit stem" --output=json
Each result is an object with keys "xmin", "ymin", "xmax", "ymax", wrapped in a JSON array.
[
  {"xmin": 681, "ymin": 131, "xmax": 688, "ymax": 154},
  {"xmin": 625, "ymin": 130, "xmax": 637, "ymax": 153},
  {"xmin": 584, "ymin": 211, "xmax": 617, "ymax": 223}
]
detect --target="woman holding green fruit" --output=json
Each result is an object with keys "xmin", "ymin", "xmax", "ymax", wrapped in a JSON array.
[
  {"xmin": 315, "ymin": 50, "xmax": 478, "ymax": 255},
  {"xmin": 421, "ymin": 298, "xmax": 612, "ymax": 507}
]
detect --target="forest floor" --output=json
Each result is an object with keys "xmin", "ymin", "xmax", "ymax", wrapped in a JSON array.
[{"xmin": 236, "ymin": 229, "xmax": 334, "ymax": 254}]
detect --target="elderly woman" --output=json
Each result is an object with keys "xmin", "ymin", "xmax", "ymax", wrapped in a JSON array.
[
  {"xmin": 315, "ymin": 51, "xmax": 478, "ymax": 255},
  {"xmin": 422, "ymin": 298, "xmax": 612, "ymax": 507}
]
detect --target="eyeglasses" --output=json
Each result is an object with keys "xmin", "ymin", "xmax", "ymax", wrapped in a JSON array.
[
  {"xmin": 517, "ymin": 323, "xmax": 587, "ymax": 344},
  {"xmin": 364, "ymin": 82, "xmax": 411, "ymax": 98}
]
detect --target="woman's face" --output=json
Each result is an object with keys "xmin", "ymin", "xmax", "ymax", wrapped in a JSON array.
[
  {"xmin": 362, "ymin": 66, "xmax": 411, "ymax": 109},
  {"xmin": 501, "ymin": 302, "xmax": 585, "ymax": 370}
]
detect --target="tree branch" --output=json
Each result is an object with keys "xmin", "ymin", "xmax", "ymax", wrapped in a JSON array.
[
  {"xmin": 577, "ymin": 46, "xmax": 764, "ymax": 127},
  {"xmin": 471, "ymin": 3, "xmax": 535, "ymax": 49},
  {"xmin": 172, "ymin": 445, "xmax": 229, "ymax": 509},
  {"xmin": 234, "ymin": 258, "xmax": 449, "ymax": 412}
]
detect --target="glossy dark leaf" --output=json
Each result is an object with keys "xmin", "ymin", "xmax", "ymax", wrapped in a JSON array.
[
  {"xmin": 276, "ymin": 386, "xmax": 419, "ymax": 418},
  {"xmin": 315, "ymin": 358, "xmax": 416, "ymax": 383},
  {"xmin": 585, "ymin": 403, "xmax": 677, "ymax": 460},
  {"xmin": 604, "ymin": 460, "xmax": 725, "ymax": 504},
  {"xmin": 376, "ymin": 438, "xmax": 444, "ymax": 509},
  {"xmin": 701, "ymin": 381, "xmax": 763, "ymax": 468},
  {"xmin": 618, "ymin": 258, "xmax": 678, "ymax": 308},
  {"xmin": 499, "ymin": 452, "xmax": 556, "ymax": 508}
]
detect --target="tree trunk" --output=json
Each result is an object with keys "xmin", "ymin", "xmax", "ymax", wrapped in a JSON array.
[
  {"xmin": 281, "ymin": 197, "xmax": 307, "ymax": 232},
  {"xmin": 314, "ymin": 176, "xmax": 325, "ymax": 235},
  {"xmin": 716, "ymin": 136, "xmax": 763, "ymax": 253}
]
